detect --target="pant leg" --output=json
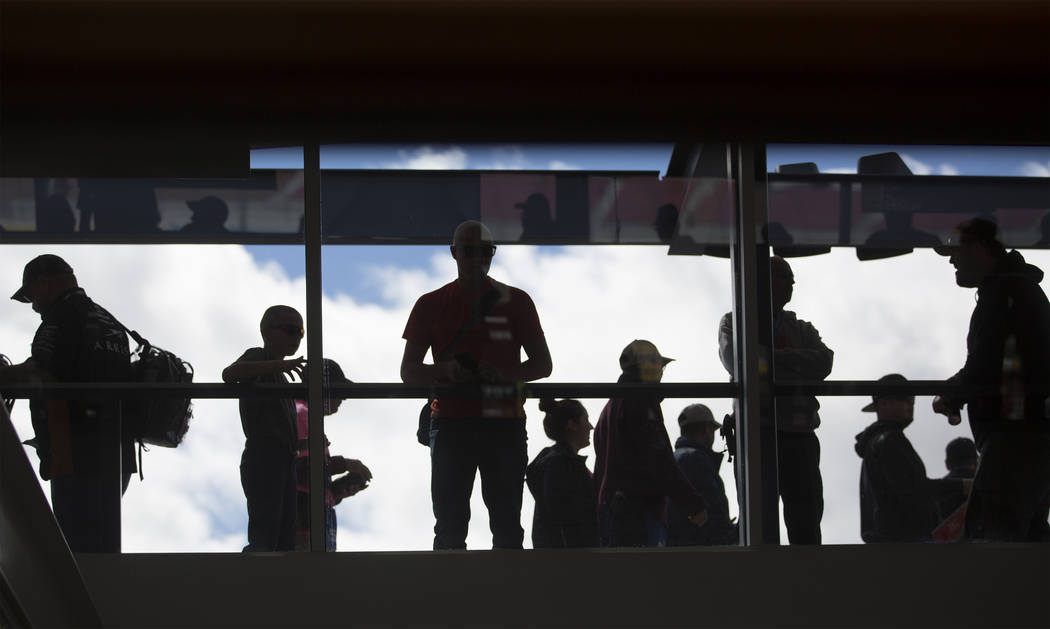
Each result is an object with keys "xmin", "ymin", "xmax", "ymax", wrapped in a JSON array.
[
  {"xmin": 967, "ymin": 432, "xmax": 1050, "ymax": 542},
  {"xmin": 241, "ymin": 446, "xmax": 296, "ymax": 552},
  {"xmin": 478, "ymin": 421, "xmax": 527, "ymax": 549},
  {"xmin": 51, "ymin": 470, "xmax": 123, "ymax": 553},
  {"xmin": 430, "ymin": 422, "xmax": 480, "ymax": 550},
  {"xmin": 778, "ymin": 431, "xmax": 823, "ymax": 545}
]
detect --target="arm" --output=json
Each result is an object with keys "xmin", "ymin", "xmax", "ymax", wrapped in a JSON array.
[
  {"xmin": 717, "ymin": 313, "xmax": 735, "ymax": 376},
  {"xmin": 399, "ymin": 341, "xmax": 467, "ymax": 385},
  {"xmin": 0, "ymin": 358, "xmax": 48, "ymax": 384},
  {"xmin": 222, "ymin": 356, "xmax": 305, "ymax": 383},
  {"xmin": 502, "ymin": 334, "xmax": 552, "ymax": 383},
  {"xmin": 774, "ymin": 319, "xmax": 833, "ymax": 380}
]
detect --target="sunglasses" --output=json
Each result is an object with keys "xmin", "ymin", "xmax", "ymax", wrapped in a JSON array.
[
  {"xmin": 456, "ymin": 244, "xmax": 497, "ymax": 258},
  {"xmin": 271, "ymin": 324, "xmax": 305, "ymax": 338}
]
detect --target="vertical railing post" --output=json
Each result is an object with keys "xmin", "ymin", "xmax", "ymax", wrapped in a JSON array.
[{"xmin": 304, "ymin": 143, "xmax": 326, "ymax": 552}]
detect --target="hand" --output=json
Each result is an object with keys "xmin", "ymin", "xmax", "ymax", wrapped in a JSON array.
[
  {"xmin": 688, "ymin": 509, "xmax": 708, "ymax": 528},
  {"xmin": 932, "ymin": 396, "xmax": 962, "ymax": 425},
  {"xmin": 342, "ymin": 458, "xmax": 372, "ymax": 484},
  {"xmin": 328, "ymin": 455, "xmax": 348, "ymax": 475},
  {"xmin": 281, "ymin": 356, "xmax": 306, "ymax": 380},
  {"xmin": 437, "ymin": 360, "xmax": 473, "ymax": 383},
  {"xmin": 475, "ymin": 360, "xmax": 505, "ymax": 384}
]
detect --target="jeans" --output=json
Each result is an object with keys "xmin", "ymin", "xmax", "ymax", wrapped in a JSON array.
[
  {"xmin": 429, "ymin": 418, "xmax": 527, "ymax": 550},
  {"xmin": 51, "ymin": 471, "xmax": 131, "ymax": 553},
  {"xmin": 778, "ymin": 431, "xmax": 823, "ymax": 545},
  {"xmin": 241, "ymin": 445, "xmax": 297, "ymax": 552},
  {"xmin": 966, "ymin": 431, "xmax": 1050, "ymax": 542}
]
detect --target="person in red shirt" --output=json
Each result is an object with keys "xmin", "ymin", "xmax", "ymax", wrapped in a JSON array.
[{"xmin": 401, "ymin": 220, "xmax": 552, "ymax": 550}]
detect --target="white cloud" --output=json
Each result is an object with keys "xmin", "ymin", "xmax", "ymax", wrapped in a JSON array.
[
  {"xmin": 3, "ymin": 244, "xmax": 1048, "ymax": 552},
  {"xmin": 938, "ymin": 164, "xmax": 959, "ymax": 176},
  {"xmin": 823, "ymin": 167, "xmax": 856, "ymax": 174},
  {"xmin": 1020, "ymin": 161, "xmax": 1050, "ymax": 177},
  {"xmin": 548, "ymin": 160, "xmax": 579, "ymax": 171},
  {"xmin": 899, "ymin": 153, "xmax": 959, "ymax": 177},
  {"xmin": 476, "ymin": 146, "xmax": 528, "ymax": 170},
  {"xmin": 383, "ymin": 146, "xmax": 468, "ymax": 170}
]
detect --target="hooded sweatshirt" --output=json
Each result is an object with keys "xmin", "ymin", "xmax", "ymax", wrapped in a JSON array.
[
  {"xmin": 945, "ymin": 250, "xmax": 1050, "ymax": 448},
  {"xmin": 854, "ymin": 420, "xmax": 964, "ymax": 543}
]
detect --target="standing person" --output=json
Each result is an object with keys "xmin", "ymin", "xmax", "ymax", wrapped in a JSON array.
[
  {"xmin": 223, "ymin": 305, "xmax": 306, "ymax": 552},
  {"xmin": 667, "ymin": 404, "xmax": 736, "ymax": 546},
  {"xmin": 525, "ymin": 398, "xmax": 598, "ymax": 548},
  {"xmin": 932, "ymin": 217, "xmax": 1050, "ymax": 542},
  {"xmin": 0, "ymin": 254, "xmax": 135, "ymax": 552},
  {"xmin": 943, "ymin": 437, "xmax": 978, "ymax": 481},
  {"xmin": 400, "ymin": 220, "xmax": 553, "ymax": 550},
  {"xmin": 594, "ymin": 340, "xmax": 707, "ymax": 547},
  {"xmin": 854, "ymin": 374, "xmax": 969, "ymax": 543},
  {"xmin": 293, "ymin": 358, "xmax": 372, "ymax": 551},
  {"xmin": 718, "ymin": 255, "xmax": 834, "ymax": 544}
]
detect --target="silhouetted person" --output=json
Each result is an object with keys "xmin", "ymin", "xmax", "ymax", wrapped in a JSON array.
[
  {"xmin": 719, "ymin": 255, "xmax": 834, "ymax": 544},
  {"xmin": 652, "ymin": 203, "xmax": 704, "ymax": 255},
  {"xmin": 400, "ymin": 220, "xmax": 553, "ymax": 550},
  {"xmin": 516, "ymin": 193, "xmax": 556, "ymax": 241},
  {"xmin": 944, "ymin": 437, "xmax": 978, "ymax": 480},
  {"xmin": 856, "ymin": 152, "xmax": 940, "ymax": 260},
  {"xmin": 932, "ymin": 217, "xmax": 1050, "ymax": 542},
  {"xmin": 525, "ymin": 398, "xmax": 598, "ymax": 548},
  {"xmin": 0, "ymin": 255, "xmax": 135, "ymax": 552},
  {"xmin": 293, "ymin": 359, "xmax": 372, "ymax": 551},
  {"xmin": 855, "ymin": 374, "xmax": 969, "ymax": 543},
  {"xmin": 1034, "ymin": 212, "xmax": 1050, "ymax": 248},
  {"xmin": 181, "ymin": 195, "xmax": 230, "ymax": 233},
  {"xmin": 76, "ymin": 178, "xmax": 160, "ymax": 233},
  {"xmin": 223, "ymin": 305, "xmax": 307, "ymax": 552},
  {"xmin": 36, "ymin": 194, "xmax": 76, "ymax": 233},
  {"xmin": 594, "ymin": 340, "xmax": 707, "ymax": 547},
  {"xmin": 667, "ymin": 404, "xmax": 736, "ymax": 546}
]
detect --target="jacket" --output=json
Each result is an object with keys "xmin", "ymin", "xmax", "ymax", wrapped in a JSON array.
[
  {"xmin": 855, "ymin": 420, "xmax": 965, "ymax": 543},
  {"xmin": 944, "ymin": 250, "xmax": 1049, "ymax": 449},
  {"xmin": 526, "ymin": 441, "xmax": 598, "ymax": 548},
  {"xmin": 719, "ymin": 310, "xmax": 834, "ymax": 432},
  {"xmin": 593, "ymin": 376, "xmax": 707, "ymax": 523},
  {"xmin": 667, "ymin": 437, "xmax": 736, "ymax": 546}
]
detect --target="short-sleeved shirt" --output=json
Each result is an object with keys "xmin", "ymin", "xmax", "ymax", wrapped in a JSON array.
[
  {"xmin": 236, "ymin": 347, "xmax": 297, "ymax": 455},
  {"xmin": 402, "ymin": 278, "xmax": 544, "ymax": 419},
  {"xmin": 29, "ymin": 288, "xmax": 133, "ymax": 479}
]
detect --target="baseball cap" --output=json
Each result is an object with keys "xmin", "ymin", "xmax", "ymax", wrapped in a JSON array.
[
  {"xmin": 861, "ymin": 373, "xmax": 911, "ymax": 412},
  {"xmin": 934, "ymin": 217, "xmax": 1003, "ymax": 256},
  {"xmin": 11, "ymin": 254, "xmax": 74, "ymax": 302},
  {"xmin": 678, "ymin": 403, "xmax": 721, "ymax": 429},
  {"xmin": 322, "ymin": 358, "xmax": 352, "ymax": 386},
  {"xmin": 619, "ymin": 339, "xmax": 673, "ymax": 382}
]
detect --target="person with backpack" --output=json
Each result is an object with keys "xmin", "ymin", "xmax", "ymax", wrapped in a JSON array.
[
  {"xmin": 400, "ymin": 220, "xmax": 553, "ymax": 550},
  {"xmin": 0, "ymin": 254, "xmax": 135, "ymax": 552}
]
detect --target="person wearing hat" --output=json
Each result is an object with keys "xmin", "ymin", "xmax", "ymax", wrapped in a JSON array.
[
  {"xmin": 400, "ymin": 220, "xmax": 553, "ymax": 550},
  {"xmin": 854, "ymin": 375, "xmax": 968, "ymax": 543},
  {"xmin": 718, "ymin": 255, "xmax": 834, "ymax": 545},
  {"xmin": 667, "ymin": 404, "xmax": 736, "ymax": 546},
  {"xmin": 931, "ymin": 216, "xmax": 1050, "ymax": 541},
  {"xmin": 180, "ymin": 195, "xmax": 230, "ymax": 234},
  {"xmin": 515, "ymin": 193, "xmax": 556, "ymax": 241},
  {"xmin": 593, "ymin": 340, "xmax": 707, "ymax": 547},
  {"xmin": 0, "ymin": 254, "xmax": 135, "ymax": 552},
  {"xmin": 292, "ymin": 358, "xmax": 372, "ymax": 551}
]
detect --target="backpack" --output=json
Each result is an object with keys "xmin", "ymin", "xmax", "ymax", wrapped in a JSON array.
[{"xmin": 120, "ymin": 327, "xmax": 194, "ymax": 449}]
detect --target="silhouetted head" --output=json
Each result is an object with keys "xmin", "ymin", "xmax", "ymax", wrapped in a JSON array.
[
  {"xmin": 769, "ymin": 256, "xmax": 794, "ymax": 311},
  {"xmin": 935, "ymin": 217, "xmax": 1006, "ymax": 288},
  {"xmin": 861, "ymin": 373, "xmax": 914, "ymax": 427},
  {"xmin": 187, "ymin": 195, "xmax": 229, "ymax": 229},
  {"xmin": 653, "ymin": 203, "xmax": 679, "ymax": 243},
  {"xmin": 451, "ymin": 220, "xmax": 495, "ymax": 287},
  {"xmin": 12, "ymin": 254, "xmax": 78, "ymax": 314},
  {"xmin": 945, "ymin": 437, "xmax": 978, "ymax": 474},
  {"xmin": 540, "ymin": 398, "xmax": 590, "ymax": 452},
  {"xmin": 260, "ymin": 305, "xmax": 304, "ymax": 357},
  {"xmin": 678, "ymin": 403, "xmax": 721, "ymax": 449},
  {"xmin": 322, "ymin": 358, "xmax": 352, "ymax": 415},
  {"xmin": 516, "ymin": 193, "xmax": 554, "ymax": 238},
  {"xmin": 619, "ymin": 339, "xmax": 673, "ymax": 383}
]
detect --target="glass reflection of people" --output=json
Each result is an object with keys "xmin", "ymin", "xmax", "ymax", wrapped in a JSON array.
[
  {"xmin": 0, "ymin": 255, "xmax": 135, "ymax": 552},
  {"xmin": 292, "ymin": 359, "xmax": 372, "ymax": 552},
  {"xmin": 854, "ymin": 374, "xmax": 968, "ymax": 543},
  {"xmin": 181, "ymin": 195, "xmax": 230, "ymax": 233},
  {"xmin": 223, "ymin": 305, "xmax": 307, "ymax": 552},
  {"xmin": 939, "ymin": 437, "xmax": 978, "ymax": 518},
  {"xmin": 593, "ymin": 340, "xmax": 707, "ymax": 547},
  {"xmin": 400, "ymin": 220, "xmax": 553, "ymax": 550},
  {"xmin": 932, "ymin": 217, "xmax": 1050, "ymax": 542},
  {"xmin": 1034, "ymin": 212, "xmax": 1050, "ymax": 248},
  {"xmin": 525, "ymin": 398, "xmax": 598, "ymax": 548},
  {"xmin": 718, "ymin": 256, "xmax": 834, "ymax": 544},
  {"xmin": 36, "ymin": 179, "xmax": 76, "ymax": 233},
  {"xmin": 856, "ymin": 152, "xmax": 940, "ymax": 260},
  {"xmin": 652, "ymin": 203, "xmax": 703, "ymax": 254},
  {"xmin": 76, "ymin": 178, "xmax": 160, "ymax": 233},
  {"xmin": 667, "ymin": 404, "xmax": 737, "ymax": 546},
  {"xmin": 515, "ymin": 193, "xmax": 557, "ymax": 241}
]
